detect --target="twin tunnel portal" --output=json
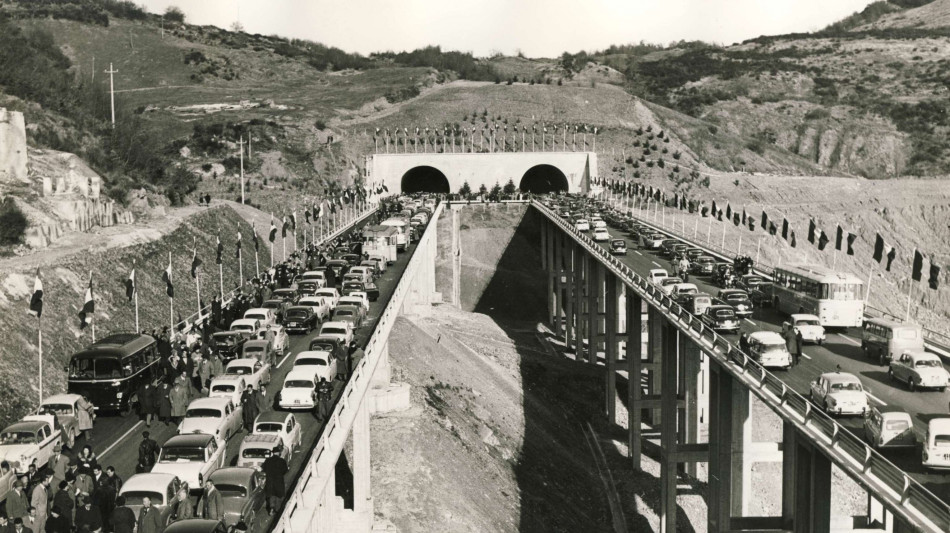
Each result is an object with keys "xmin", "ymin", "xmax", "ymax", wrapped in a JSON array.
[{"xmin": 400, "ymin": 163, "xmax": 569, "ymax": 194}]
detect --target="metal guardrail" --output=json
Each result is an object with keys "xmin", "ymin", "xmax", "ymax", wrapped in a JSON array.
[
  {"xmin": 618, "ymin": 202, "xmax": 950, "ymax": 357},
  {"xmin": 532, "ymin": 200, "xmax": 950, "ymax": 532},
  {"xmin": 272, "ymin": 201, "xmax": 445, "ymax": 533}
]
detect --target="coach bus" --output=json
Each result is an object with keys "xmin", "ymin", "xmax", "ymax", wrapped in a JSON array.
[
  {"xmin": 66, "ymin": 333, "xmax": 161, "ymax": 415},
  {"xmin": 771, "ymin": 264, "xmax": 864, "ymax": 328}
]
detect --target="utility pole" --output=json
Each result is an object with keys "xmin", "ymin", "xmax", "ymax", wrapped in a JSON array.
[
  {"xmin": 237, "ymin": 136, "xmax": 246, "ymax": 204},
  {"xmin": 105, "ymin": 63, "xmax": 118, "ymax": 128},
  {"xmin": 91, "ymin": 56, "xmax": 95, "ymax": 83}
]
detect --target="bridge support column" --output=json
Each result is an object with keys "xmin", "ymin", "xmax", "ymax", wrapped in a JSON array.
[
  {"xmin": 552, "ymin": 227, "xmax": 563, "ymax": 334},
  {"xmin": 708, "ymin": 362, "xmax": 735, "ymax": 532},
  {"xmin": 626, "ymin": 293, "xmax": 643, "ymax": 470},
  {"xmin": 866, "ymin": 495, "xmax": 894, "ymax": 531},
  {"xmin": 646, "ymin": 306, "xmax": 663, "ymax": 424},
  {"xmin": 781, "ymin": 423, "xmax": 832, "ymax": 533},
  {"xmin": 586, "ymin": 257, "xmax": 601, "ymax": 363},
  {"xmin": 565, "ymin": 241, "xmax": 575, "ymax": 352},
  {"xmin": 371, "ymin": 341, "xmax": 390, "ymax": 388},
  {"xmin": 659, "ymin": 322, "xmax": 681, "ymax": 533},
  {"xmin": 540, "ymin": 218, "xmax": 547, "ymax": 270},
  {"xmin": 678, "ymin": 338, "xmax": 706, "ymax": 478},
  {"xmin": 547, "ymin": 219, "xmax": 556, "ymax": 328},
  {"xmin": 605, "ymin": 272, "xmax": 619, "ymax": 424},
  {"xmin": 353, "ymin": 402, "xmax": 373, "ymax": 521},
  {"xmin": 573, "ymin": 249, "xmax": 586, "ymax": 361}
]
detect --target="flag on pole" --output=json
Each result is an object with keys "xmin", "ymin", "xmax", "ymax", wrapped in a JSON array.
[
  {"xmin": 215, "ymin": 235, "xmax": 223, "ymax": 265},
  {"xmin": 835, "ymin": 225, "xmax": 843, "ymax": 251},
  {"xmin": 78, "ymin": 275, "xmax": 94, "ymax": 329},
  {"xmin": 760, "ymin": 211, "xmax": 768, "ymax": 230},
  {"xmin": 769, "ymin": 221, "xmax": 777, "ymax": 235},
  {"xmin": 281, "ymin": 217, "xmax": 289, "ymax": 238},
  {"xmin": 726, "ymin": 204, "xmax": 732, "ymax": 220},
  {"xmin": 235, "ymin": 232, "xmax": 242, "ymax": 258},
  {"xmin": 873, "ymin": 233, "xmax": 885, "ymax": 263},
  {"xmin": 163, "ymin": 258, "xmax": 174, "ymax": 297},
  {"xmin": 912, "ymin": 249, "xmax": 924, "ymax": 282},
  {"xmin": 846, "ymin": 233, "xmax": 856, "ymax": 256},
  {"xmin": 304, "ymin": 209, "xmax": 311, "ymax": 225},
  {"xmin": 790, "ymin": 231, "xmax": 797, "ymax": 248},
  {"xmin": 782, "ymin": 218, "xmax": 789, "ymax": 240},
  {"xmin": 191, "ymin": 248, "xmax": 202, "ymax": 279},
  {"xmin": 817, "ymin": 230, "xmax": 829, "ymax": 251},
  {"xmin": 125, "ymin": 268, "xmax": 135, "ymax": 301},
  {"xmin": 29, "ymin": 270, "xmax": 43, "ymax": 318},
  {"xmin": 929, "ymin": 264, "xmax": 940, "ymax": 290},
  {"xmin": 741, "ymin": 209, "xmax": 747, "ymax": 225},
  {"xmin": 269, "ymin": 219, "xmax": 277, "ymax": 242},
  {"xmin": 290, "ymin": 212, "xmax": 297, "ymax": 231},
  {"xmin": 808, "ymin": 219, "xmax": 816, "ymax": 244},
  {"xmin": 885, "ymin": 246, "xmax": 896, "ymax": 272}
]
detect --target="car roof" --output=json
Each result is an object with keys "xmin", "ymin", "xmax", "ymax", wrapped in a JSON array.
[
  {"xmin": 208, "ymin": 467, "xmax": 257, "ymax": 487},
  {"xmin": 821, "ymin": 372, "xmax": 861, "ymax": 384},
  {"xmin": 244, "ymin": 308, "xmax": 270, "ymax": 315},
  {"xmin": 273, "ymin": 288, "xmax": 296, "ymax": 294},
  {"xmin": 241, "ymin": 433, "xmax": 280, "ymax": 446},
  {"xmin": 749, "ymin": 331, "xmax": 785, "ymax": 344},
  {"xmin": 72, "ymin": 333, "xmax": 156, "ymax": 359},
  {"xmin": 903, "ymin": 350, "xmax": 938, "ymax": 360},
  {"xmin": 719, "ymin": 289, "xmax": 746, "ymax": 295},
  {"xmin": 255, "ymin": 412, "xmax": 292, "ymax": 424},
  {"xmin": 163, "ymin": 519, "xmax": 223, "ymax": 533},
  {"xmin": 163, "ymin": 434, "xmax": 215, "ymax": 447},
  {"xmin": 286, "ymin": 367, "xmax": 321, "ymax": 380},
  {"xmin": 286, "ymin": 306, "xmax": 313, "ymax": 313},
  {"xmin": 708, "ymin": 305, "xmax": 733, "ymax": 311},
  {"xmin": 121, "ymin": 473, "xmax": 178, "ymax": 493},
  {"xmin": 226, "ymin": 358, "xmax": 258, "ymax": 367},
  {"xmin": 243, "ymin": 339, "xmax": 269, "ymax": 347},
  {"xmin": 334, "ymin": 305, "xmax": 360, "ymax": 312},
  {"xmin": 295, "ymin": 350, "xmax": 331, "ymax": 359},
  {"xmin": 187, "ymin": 397, "xmax": 231, "ymax": 409},
  {"xmin": 321, "ymin": 321, "xmax": 349, "ymax": 328},
  {"xmin": 2, "ymin": 420, "xmax": 48, "ymax": 432},
  {"xmin": 41, "ymin": 393, "xmax": 81, "ymax": 404},
  {"xmin": 231, "ymin": 319, "xmax": 259, "ymax": 326},
  {"xmin": 927, "ymin": 418, "xmax": 950, "ymax": 432},
  {"xmin": 210, "ymin": 375, "xmax": 245, "ymax": 385}
]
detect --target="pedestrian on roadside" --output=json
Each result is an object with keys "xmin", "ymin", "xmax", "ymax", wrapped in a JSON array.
[
  {"xmin": 135, "ymin": 497, "xmax": 162, "ymax": 533},
  {"xmin": 74, "ymin": 495, "xmax": 102, "ymax": 533},
  {"xmin": 240, "ymin": 385, "xmax": 259, "ymax": 430},
  {"xmin": 45, "ymin": 507, "xmax": 69, "ymax": 533},
  {"xmin": 795, "ymin": 329, "xmax": 804, "ymax": 364},
  {"xmin": 261, "ymin": 448, "xmax": 288, "ymax": 515},
  {"xmin": 109, "ymin": 497, "xmax": 135, "ymax": 533},
  {"xmin": 76, "ymin": 395, "xmax": 96, "ymax": 443},
  {"xmin": 786, "ymin": 326, "xmax": 800, "ymax": 366},
  {"xmin": 5, "ymin": 480, "xmax": 28, "ymax": 522},
  {"xmin": 169, "ymin": 379, "xmax": 190, "ymax": 425},
  {"xmin": 198, "ymin": 356, "xmax": 212, "ymax": 396},
  {"xmin": 346, "ymin": 341, "xmax": 363, "ymax": 378},
  {"xmin": 52, "ymin": 482, "xmax": 73, "ymax": 530},
  {"xmin": 200, "ymin": 481, "xmax": 223, "ymax": 521},
  {"xmin": 315, "ymin": 378, "xmax": 333, "ymax": 422},
  {"xmin": 137, "ymin": 381, "xmax": 158, "ymax": 427},
  {"xmin": 136, "ymin": 432, "xmax": 157, "ymax": 474},
  {"xmin": 158, "ymin": 382, "xmax": 172, "ymax": 426},
  {"xmin": 172, "ymin": 488, "xmax": 193, "ymax": 521},
  {"xmin": 48, "ymin": 447, "xmax": 69, "ymax": 495}
]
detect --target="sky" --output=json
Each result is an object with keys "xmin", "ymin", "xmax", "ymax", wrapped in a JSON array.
[{"xmin": 141, "ymin": 0, "xmax": 876, "ymax": 57}]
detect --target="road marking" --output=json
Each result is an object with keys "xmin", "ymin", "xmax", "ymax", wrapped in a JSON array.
[
  {"xmin": 651, "ymin": 261, "xmax": 661, "ymax": 267},
  {"xmin": 865, "ymin": 392, "xmax": 888, "ymax": 406},
  {"xmin": 277, "ymin": 349, "xmax": 295, "ymax": 369},
  {"xmin": 99, "ymin": 421, "xmax": 143, "ymax": 459},
  {"xmin": 744, "ymin": 319, "xmax": 756, "ymax": 326},
  {"xmin": 800, "ymin": 351, "xmax": 812, "ymax": 360},
  {"xmin": 635, "ymin": 251, "xmax": 643, "ymax": 256},
  {"xmin": 838, "ymin": 334, "xmax": 861, "ymax": 346}
]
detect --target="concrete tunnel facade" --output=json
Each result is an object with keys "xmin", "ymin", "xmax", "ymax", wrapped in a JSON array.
[{"xmin": 365, "ymin": 152, "xmax": 597, "ymax": 194}]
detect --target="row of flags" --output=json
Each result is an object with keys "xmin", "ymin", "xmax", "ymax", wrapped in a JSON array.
[
  {"xmin": 603, "ymin": 181, "xmax": 942, "ymax": 290},
  {"xmin": 28, "ymin": 270, "xmax": 94, "ymax": 328},
  {"xmin": 375, "ymin": 124, "xmax": 599, "ymax": 138}
]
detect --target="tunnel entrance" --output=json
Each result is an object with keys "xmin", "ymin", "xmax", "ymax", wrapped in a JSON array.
[
  {"xmin": 400, "ymin": 166, "xmax": 450, "ymax": 193},
  {"xmin": 520, "ymin": 165, "xmax": 569, "ymax": 194}
]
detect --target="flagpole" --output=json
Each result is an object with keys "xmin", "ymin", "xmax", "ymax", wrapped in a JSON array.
[
  {"xmin": 905, "ymin": 281, "xmax": 914, "ymax": 322},
  {"xmin": 255, "ymin": 248, "xmax": 260, "ymax": 279},
  {"xmin": 706, "ymin": 216, "xmax": 712, "ymax": 243},
  {"xmin": 169, "ymin": 252, "xmax": 174, "ymax": 337},
  {"xmin": 755, "ymin": 238, "xmax": 762, "ymax": 264},
  {"xmin": 38, "ymin": 317, "xmax": 43, "ymax": 404},
  {"xmin": 133, "ymin": 260, "xmax": 139, "ymax": 332},
  {"xmin": 866, "ymin": 267, "xmax": 874, "ymax": 303},
  {"xmin": 218, "ymin": 262, "xmax": 224, "ymax": 300},
  {"xmin": 238, "ymin": 248, "xmax": 244, "ymax": 286},
  {"xmin": 196, "ymin": 274, "xmax": 202, "ymax": 322},
  {"xmin": 282, "ymin": 236, "xmax": 286, "ymax": 263}
]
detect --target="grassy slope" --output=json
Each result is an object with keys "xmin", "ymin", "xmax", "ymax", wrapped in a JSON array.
[{"xmin": 0, "ymin": 206, "xmax": 256, "ymax": 427}]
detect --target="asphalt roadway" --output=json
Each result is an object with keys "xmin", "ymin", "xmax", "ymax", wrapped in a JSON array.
[
  {"xmin": 63, "ymin": 214, "xmax": 421, "ymax": 532},
  {"xmin": 583, "ymin": 213, "xmax": 950, "ymax": 503}
]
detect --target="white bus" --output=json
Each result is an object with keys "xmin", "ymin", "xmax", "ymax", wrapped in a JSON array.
[
  {"xmin": 771, "ymin": 264, "xmax": 864, "ymax": 328},
  {"xmin": 380, "ymin": 217, "xmax": 409, "ymax": 251}
]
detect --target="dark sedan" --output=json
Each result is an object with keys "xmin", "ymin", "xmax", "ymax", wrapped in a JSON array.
[
  {"xmin": 210, "ymin": 331, "xmax": 251, "ymax": 361},
  {"xmin": 700, "ymin": 305, "xmax": 741, "ymax": 333},
  {"xmin": 690, "ymin": 256, "xmax": 717, "ymax": 275},
  {"xmin": 206, "ymin": 468, "xmax": 266, "ymax": 527},
  {"xmin": 283, "ymin": 306, "xmax": 318, "ymax": 334},
  {"xmin": 331, "ymin": 305, "xmax": 364, "ymax": 329},
  {"xmin": 342, "ymin": 280, "xmax": 379, "ymax": 301},
  {"xmin": 716, "ymin": 289, "xmax": 754, "ymax": 317},
  {"xmin": 271, "ymin": 288, "xmax": 299, "ymax": 305},
  {"xmin": 326, "ymin": 259, "xmax": 349, "ymax": 280}
]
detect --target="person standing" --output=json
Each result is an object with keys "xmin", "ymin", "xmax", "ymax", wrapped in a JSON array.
[
  {"xmin": 137, "ymin": 381, "xmax": 158, "ymax": 427},
  {"xmin": 169, "ymin": 379, "xmax": 189, "ymax": 425},
  {"xmin": 135, "ymin": 497, "xmax": 162, "ymax": 533},
  {"xmin": 97, "ymin": 467, "xmax": 120, "ymax": 533},
  {"xmin": 208, "ymin": 353, "xmax": 224, "ymax": 381},
  {"xmin": 795, "ymin": 329, "xmax": 804, "ymax": 365},
  {"xmin": 172, "ymin": 488, "xmax": 193, "ymax": 521},
  {"xmin": 6, "ymin": 480, "xmax": 29, "ymax": 522},
  {"xmin": 157, "ymin": 383, "xmax": 172, "ymax": 426},
  {"xmin": 74, "ymin": 496, "xmax": 102, "ymax": 533},
  {"xmin": 347, "ymin": 341, "xmax": 364, "ymax": 379},
  {"xmin": 30, "ymin": 475, "xmax": 50, "ymax": 533},
  {"xmin": 200, "ymin": 481, "xmax": 223, "ymax": 521},
  {"xmin": 198, "ymin": 356, "xmax": 212, "ymax": 396},
  {"xmin": 136, "ymin": 432, "xmax": 157, "ymax": 474},
  {"xmin": 76, "ymin": 396, "xmax": 96, "ymax": 443},
  {"xmin": 261, "ymin": 449, "xmax": 288, "ymax": 515},
  {"xmin": 48, "ymin": 446, "xmax": 69, "ymax": 494},
  {"xmin": 52, "ymin": 481, "xmax": 73, "ymax": 530},
  {"xmin": 315, "ymin": 378, "xmax": 333, "ymax": 423},
  {"xmin": 786, "ymin": 326, "xmax": 801, "ymax": 366},
  {"xmin": 239, "ymin": 385, "xmax": 259, "ymax": 431},
  {"xmin": 108, "ymin": 497, "xmax": 135, "ymax": 533}
]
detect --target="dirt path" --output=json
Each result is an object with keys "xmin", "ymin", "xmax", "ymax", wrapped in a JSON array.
[{"xmin": 336, "ymin": 80, "xmax": 493, "ymax": 127}]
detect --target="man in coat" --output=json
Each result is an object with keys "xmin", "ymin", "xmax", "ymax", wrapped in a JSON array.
[
  {"xmin": 52, "ymin": 481, "xmax": 73, "ymax": 529},
  {"xmin": 74, "ymin": 495, "xmax": 102, "ymax": 533},
  {"xmin": 200, "ymin": 480, "xmax": 223, "ymax": 521},
  {"xmin": 48, "ymin": 446, "xmax": 70, "ymax": 494},
  {"xmin": 135, "ymin": 496, "xmax": 162, "ymax": 533},
  {"xmin": 786, "ymin": 326, "xmax": 801, "ymax": 366},
  {"xmin": 261, "ymin": 450, "xmax": 288, "ymax": 515},
  {"xmin": 169, "ymin": 380, "xmax": 190, "ymax": 425},
  {"xmin": 76, "ymin": 395, "xmax": 95, "ymax": 442},
  {"xmin": 198, "ymin": 356, "xmax": 212, "ymax": 396},
  {"xmin": 109, "ymin": 497, "xmax": 135, "ymax": 533},
  {"xmin": 137, "ymin": 381, "xmax": 158, "ymax": 427},
  {"xmin": 137, "ymin": 432, "xmax": 157, "ymax": 473},
  {"xmin": 240, "ymin": 385, "xmax": 259, "ymax": 430},
  {"xmin": 315, "ymin": 378, "xmax": 333, "ymax": 423},
  {"xmin": 157, "ymin": 382, "xmax": 173, "ymax": 425},
  {"xmin": 11, "ymin": 517, "xmax": 32, "ymax": 533},
  {"xmin": 6, "ymin": 480, "xmax": 29, "ymax": 522},
  {"xmin": 30, "ymin": 474, "xmax": 50, "ymax": 533},
  {"xmin": 347, "ymin": 341, "xmax": 364, "ymax": 379}
]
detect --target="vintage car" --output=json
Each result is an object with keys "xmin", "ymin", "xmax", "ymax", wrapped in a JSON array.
[
  {"xmin": 331, "ymin": 305, "xmax": 364, "ymax": 329},
  {"xmin": 641, "ymin": 233, "xmax": 665, "ymax": 250},
  {"xmin": 208, "ymin": 375, "xmax": 247, "ymax": 405},
  {"xmin": 241, "ymin": 339, "xmax": 276, "ymax": 366},
  {"xmin": 314, "ymin": 288, "xmax": 341, "ymax": 308},
  {"xmin": 338, "ymin": 295, "xmax": 370, "ymax": 315},
  {"xmin": 278, "ymin": 367, "xmax": 321, "ymax": 410},
  {"xmin": 647, "ymin": 269, "xmax": 668, "ymax": 285},
  {"xmin": 308, "ymin": 336, "xmax": 346, "ymax": 365},
  {"xmin": 685, "ymin": 248, "xmax": 704, "ymax": 262},
  {"xmin": 319, "ymin": 321, "xmax": 354, "ymax": 347},
  {"xmin": 809, "ymin": 371, "xmax": 869, "ymax": 417},
  {"xmin": 0, "ymin": 419, "xmax": 62, "ymax": 474},
  {"xmin": 700, "ymin": 305, "xmax": 740, "ymax": 334},
  {"xmin": 711, "ymin": 263, "xmax": 735, "ymax": 287},
  {"xmin": 342, "ymin": 280, "xmax": 379, "ymax": 301},
  {"xmin": 224, "ymin": 358, "xmax": 271, "ymax": 391},
  {"xmin": 326, "ymin": 259, "xmax": 349, "ymax": 280},
  {"xmin": 658, "ymin": 277, "xmax": 684, "ymax": 295},
  {"xmin": 609, "ymin": 239, "xmax": 627, "ymax": 255},
  {"xmin": 252, "ymin": 412, "xmax": 302, "ymax": 451},
  {"xmin": 745, "ymin": 331, "xmax": 793, "ymax": 370},
  {"xmin": 922, "ymin": 418, "xmax": 950, "ymax": 471},
  {"xmin": 574, "ymin": 219, "xmax": 590, "ymax": 232},
  {"xmin": 592, "ymin": 228, "xmax": 610, "ymax": 242},
  {"xmin": 669, "ymin": 283, "xmax": 699, "ymax": 302},
  {"xmin": 118, "ymin": 473, "xmax": 183, "ymax": 525},
  {"xmin": 716, "ymin": 289, "xmax": 753, "ymax": 318},
  {"xmin": 242, "ymin": 309, "xmax": 277, "ymax": 328},
  {"xmin": 690, "ymin": 256, "xmax": 716, "ymax": 275},
  {"xmin": 680, "ymin": 293, "xmax": 713, "ymax": 316},
  {"xmin": 298, "ymin": 296, "xmax": 332, "ymax": 322},
  {"xmin": 347, "ymin": 266, "xmax": 374, "ymax": 285},
  {"xmin": 210, "ymin": 331, "xmax": 251, "ymax": 362},
  {"xmin": 660, "ymin": 239, "xmax": 681, "ymax": 258},
  {"xmin": 230, "ymin": 318, "xmax": 263, "ymax": 336},
  {"xmin": 152, "ymin": 434, "xmax": 225, "ymax": 491},
  {"xmin": 283, "ymin": 306, "xmax": 319, "ymax": 335},
  {"xmin": 295, "ymin": 280, "xmax": 322, "ymax": 299},
  {"xmin": 299, "ymin": 271, "xmax": 328, "ymax": 285},
  {"xmin": 260, "ymin": 299, "xmax": 289, "ymax": 324},
  {"xmin": 162, "ymin": 520, "xmax": 229, "ymax": 533},
  {"xmin": 177, "ymin": 397, "xmax": 243, "ymax": 442},
  {"xmin": 258, "ymin": 325, "xmax": 289, "ymax": 359},
  {"xmin": 782, "ymin": 314, "xmax": 826, "ymax": 345},
  {"xmin": 863, "ymin": 407, "xmax": 915, "ymax": 450},
  {"xmin": 367, "ymin": 254, "xmax": 389, "ymax": 271},
  {"xmin": 888, "ymin": 350, "xmax": 950, "ymax": 392},
  {"xmin": 237, "ymin": 434, "xmax": 291, "ymax": 472},
  {"xmin": 270, "ymin": 288, "xmax": 299, "ymax": 305},
  {"xmin": 359, "ymin": 260, "xmax": 381, "ymax": 279},
  {"xmin": 30, "ymin": 393, "xmax": 83, "ymax": 448},
  {"xmin": 293, "ymin": 351, "xmax": 337, "ymax": 383}
]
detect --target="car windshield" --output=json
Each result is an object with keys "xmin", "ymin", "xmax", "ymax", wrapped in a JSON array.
[
  {"xmin": 232, "ymin": 325, "xmax": 253, "ymax": 332},
  {"xmin": 185, "ymin": 408, "xmax": 222, "ymax": 418},
  {"xmin": 885, "ymin": 420, "xmax": 910, "ymax": 431},
  {"xmin": 915, "ymin": 359, "xmax": 942, "ymax": 368},
  {"xmin": 159, "ymin": 447, "xmax": 205, "ymax": 462},
  {"xmin": 121, "ymin": 491, "xmax": 163, "ymax": 505},
  {"xmin": 213, "ymin": 335, "xmax": 238, "ymax": 346},
  {"xmin": 316, "ymin": 291, "xmax": 335, "ymax": 298},
  {"xmin": 830, "ymin": 381, "xmax": 863, "ymax": 392},
  {"xmin": 242, "ymin": 448, "xmax": 274, "ymax": 459},
  {"xmin": 226, "ymin": 366, "xmax": 252, "ymax": 375},
  {"xmin": 263, "ymin": 302, "xmax": 280, "ymax": 309},
  {"xmin": 745, "ymin": 277, "xmax": 763, "ymax": 285},
  {"xmin": 698, "ymin": 257, "xmax": 713, "ymax": 264},
  {"xmin": 796, "ymin": 319, "xmax": 820, "ymax": 327},
  {"xmin": 725, "ymin": 293, "xmax": 749, "ymax": 302},
  {"xmin": 287, "ymin": 311, "xmax": 309, "ymax": 320},
  {"xmin": 285, "ymin": 380, "xmax": 313, "ymax": 388},
  {"xmin": 0, "ymin": 431, "xmax": 37, "ymax": 445},
  {"xmin": 212, "ymin": 384, "xmax": 236, "ymax": 394},
  {"xmin": 38, "ymin": 404, "xmax": 73, "ymax": 416},
  {"xmin": 296, "ymin": 358, "xmax": 327, "ymax": 366},
  {"xmin": 69, "ymin": 357, "xmax": 122, "ymax": 379},
  {"xmin": 761, "ymin": 344, "xmax": 788, "ymax": 355},
  {"xmin": 343, "ymin": 283, "xmax": 361, "ymax": 290},
  {"xmin": 246, "ymin": 314, "xmax": 266, "ymax": 321},
  {"xmin": 310, "ymin": 342, "xmax": 334, "ymax": 352},
  {"xmin": 255, "ymin": 423, "xmax": 282, "ymax": 433}
]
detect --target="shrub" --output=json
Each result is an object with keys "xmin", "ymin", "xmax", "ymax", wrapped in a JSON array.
[
  {"xmin": 164, "ymin": 6, "xmax": 186, "ymax": 23},
  {"xmin": 0, "ymin": 200, "xmax": 28, "ymax": 245}
]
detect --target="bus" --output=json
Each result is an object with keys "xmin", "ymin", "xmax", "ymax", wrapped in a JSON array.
[
  {"xmin": 66, "ymin": 333, "xmax": 161, "ymax": 415},
  {"xmin": 380, "ymin": 217, "xmax": 409, "ymax": 251},
  {"xmin": 771, "ymin": 264, "xmax": 864, "ymax": 328}
]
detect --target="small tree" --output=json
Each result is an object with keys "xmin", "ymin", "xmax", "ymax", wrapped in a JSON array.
[
  {"xmin": 478, "ymin": 183, "xmax": 488, "ymax": 197},
  {"xmin": 503, "ymin": 178, "xmax": 517, "ymax": 196},
  {"xmin": 164, "ymin": 5, "xmax": 186, "ymax": 23},
  {"xmin": 458, "ymin": 181, "xmax": 472, "ymax": 198},
  {"xmin": 488, "ymin": 181, "xmax": 502, "ymax": 201}
]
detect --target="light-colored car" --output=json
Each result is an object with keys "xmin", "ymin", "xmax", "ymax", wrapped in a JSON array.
[
  {"xmin": 888, "ymin": 350, "xmax": 949, "ymax": 392},
  {"xmin": 119, "ymin": 473, "xmax": 183, "ymax": 524},
  {"xmin": 299, "ymin": 271, "xmax": 327, "ymax": 287},
  {"xmin": 237, "ymin": 434, "xmax": 291, "ymax": 471},
  {"xmin": 208, "ymin": 376, "xmax": 247, "ymax": 405},
  {"xmin": 922, "ymin": 418, "xmax": 950, "ymax": 471},
  {"xmin": 0, "ymin": 463, "xmax": 15, "ymax": 509},
  {"xmin": 252, "ymin": 412, "xmax": 302, "ymax": 452},
  {"xmin": 299, "ymin": 296, "xmax": 332, "ymax": 321},
  {"xmin": 224, "ymin": 358, "xmax": 271, "ymax": 391},
  {"xmin": 152, "ymin": 434, "xmax": 225, "ymax": 491},
  {"xmin": 648, "ymin": 269, "xmax": 669, "ymax": 285},
  {"xmin": 319, "ymin": 321, "xmax": 354, "ymax": 347},
  {"xmin": 314, "ymin": 288, "xmax": 341, "ymax": 308},
  {"xmin": 293, "ymin": 351, "xmax": 337, "ymax": 382},
  {"xmin": 0, "ymin": 419, "xmax": 62, "ymax": 474},
  {"xmin": 259, "ymin": 325, "xmax": 289, "ymax": 358},
  {"xmin": 670, "ymin": 283, "xmax": 699, "ymax": 300},
  {"xmin": 278, "ymin": 367, "xmax": 321, "ymax": 410},
  {"xmin": 338, "ymin": 295, "xmax": 370, "ymax": 314},
  {"xmin": 591, "ymin": 219, "xmax": 607, "ymax": 229},
  {"xmin": 367, "ymin": 254, "xmax": 388, "ymax": 272},
  {"xmin": 243, "ymin": 309, "xmax": 277, "ymax": 328},
  {"xmin": 30, "ymin": 393, "xmax": 83, "ymax": 448},
  {"xmin": 782, "ymin": 314, "xmax": 826, "ymax": 345},
  {"xmin": 207, "ymin": 467, "xmax": 267, "ymax": 527},
  {"xmin": 178, "ymin": 397, "xmax": 244, "ymax": 442},
  {"xmin": 230, "ymin": 318, "xmax": 263, "ymax": 336},
  {"xmin": 574, "ymin": 219, "xmax": 590, "ymax": 232},
  {"xmin": 746, "ymin": 331, "xmax": 793, "ymax": 370},
  {"xmin": 241, "ymin": 339, "xmax": 275, "ymax": 366},
  {"xmin": 659, "ymin": 277, "xmax": 683, "ymax": 295},
  {"xmin": 347, "ymin": 266, "xmax": 374, "ymax": 285},
  {"xmin": 592, "ymin": 228, "xmax": 610, "ymax": 241},
  {"xmin": 809, "ymin": 371, "xmax": 869, "ymax": 417},
  {"xmin": 332, "ymin": 305, "xmax": 364, "ymax": 329},
  {"xmin": 863, "ymin": 407, "xmax": 915, "ymax": 450}
]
